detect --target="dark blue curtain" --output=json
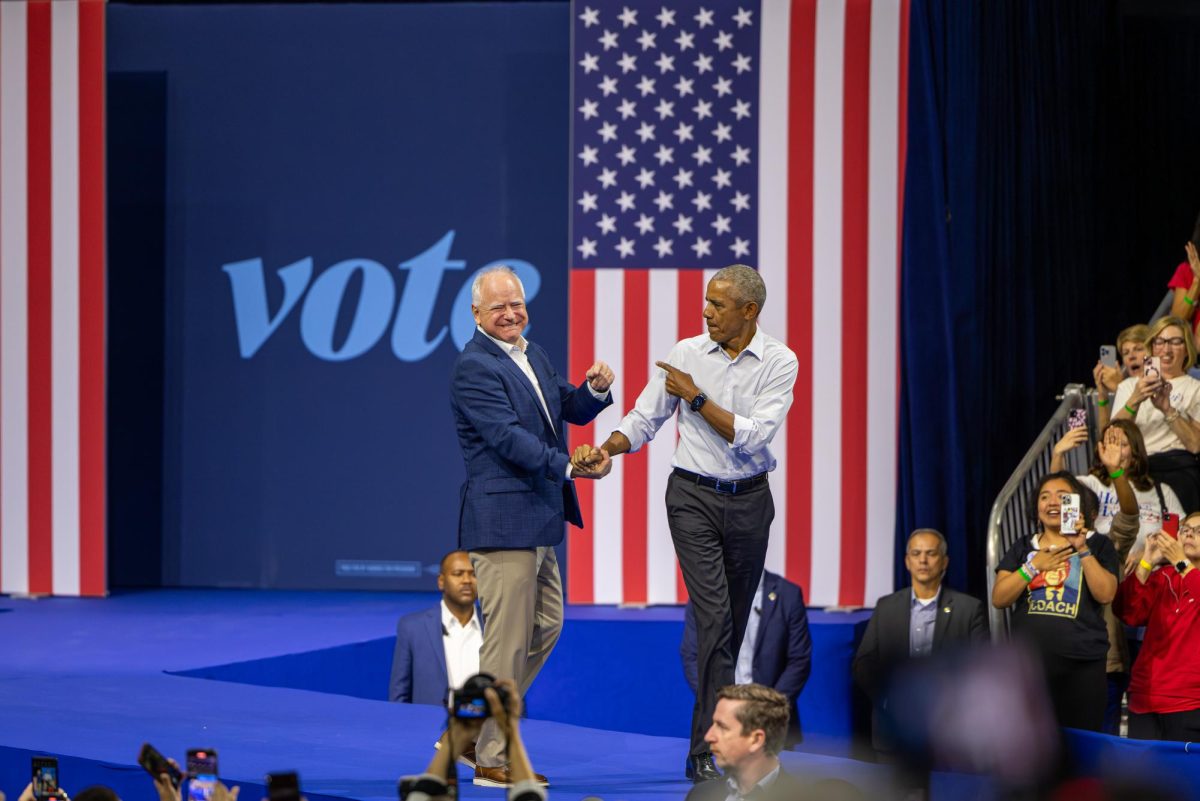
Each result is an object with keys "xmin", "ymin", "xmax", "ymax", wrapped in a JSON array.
[{"xmin": 898, "ymin": 0, "xmax": 1200, "ymax": 599}]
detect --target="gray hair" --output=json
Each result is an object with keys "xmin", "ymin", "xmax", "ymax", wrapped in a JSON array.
[
  {"xmin": 907, "ymin": 528, "xmax": 948, "ymax": 556},
  {"xmin": 711, "ymin": 264, "xmax": 766, "ymax": 311},
  {"xmin": 471, "ymin": 265, "xmax": 525, "ymax": 307}
]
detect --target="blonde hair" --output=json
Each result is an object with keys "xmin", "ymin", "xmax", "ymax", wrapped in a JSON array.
[{"xmin": 1145, "ymin": 316, "xmax": 1197, "ymax": 371}]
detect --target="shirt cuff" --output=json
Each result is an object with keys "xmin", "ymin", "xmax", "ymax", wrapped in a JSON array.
[
  {"xmin": 585, "ymin": 381, "xmax": 610, "ymax": 401},
  {"xmin": 731, "ymin": 414, "xmax": 754, "ymax": 448}
]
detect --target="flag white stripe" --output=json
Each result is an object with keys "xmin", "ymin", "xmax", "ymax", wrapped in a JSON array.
[
  {"xmin": 757, "ymin": 0, "xmax": 792, "ymax": 580},
  {"xmin": 808, "ymin": 0, "xmax": 845, "ymax": 605},
  {"xmin": 865, "ymin": 0, "xmax": 901, "ymax": 605},
  {"xmin": 591, "ymin": 268, "xmax": 624, "ymax": 604},
  {"xmin": 51, "ymin": 0, "xmax": 81, "ymax": 596},
  {"xmin": 1, "ymin": 1, "xmax": 30, "ymax": 596},
  {"xmin": 646, "ymin": 270, "xmax": 679, "ymax": 604}
]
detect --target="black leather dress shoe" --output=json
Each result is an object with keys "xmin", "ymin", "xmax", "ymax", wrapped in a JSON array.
[{"xmin": 684, "ymin": 753, "xmax": 721, "ymax": 783}]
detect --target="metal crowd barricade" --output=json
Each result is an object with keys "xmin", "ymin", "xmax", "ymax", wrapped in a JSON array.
[{"xmin": 984, "ymin": 383, "xmax": 1096, "ymax": 641}]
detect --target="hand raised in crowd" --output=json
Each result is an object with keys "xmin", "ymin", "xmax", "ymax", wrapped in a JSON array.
[
  {"xmin": 1092, "ymin": 361, "xmax": 1121, "ymax": 395},
  {"xmin": 570, "ymin": 444, "xmax": 612, "ymax": 479},
  {"xmin": 483, "ymin": 677, "xmax": 523, "ymax": 738},
  {"xmin": 151, "ymin": 759, "xmax": 183, "ymax": 801},
  {"xmin": 1097, "ymin": 427, "xmax": 1125, "ymax": 473},
  {"xmin": 1153, "ymin": 530, "xmax": 1187, "ymax": 568},
  {"xmin": 655, "ymin": 361, "xmax": 700, "ymax": 402},
  {"xmin": 585, "ymin": 361, "xmax": 614, "ymax": 393},
  {"xmin": 1052, "ymin": 427, "xmax": 1089, "ymax": 458},
  {"xmin": 1187, "ymin": 241, "xmax": 1200, "ymax": 280}
]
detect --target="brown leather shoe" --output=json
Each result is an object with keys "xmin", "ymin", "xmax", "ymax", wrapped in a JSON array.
[
  {"xmin": 456, "ymin": 745, "xmax": 477, "ymax": 770},
  {"xmin": 473, "ymin": 765, "xmax": 550, "ymax": 788}
]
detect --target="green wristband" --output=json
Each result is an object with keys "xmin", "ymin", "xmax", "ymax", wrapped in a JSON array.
[
  {"xmin": 1109, "ymin": 468, "xmax": 1125, "ymax": 479},
  {"xmin": 1097, "ymin": 398, "xmax": 1109, "ymax": 407},
  {"xmin": 1017, "ymin": 565, "xmax": 1032, "ymax": 583},
  {"xmin": 1186, "ymin": 295, "xmax": 1196, "ymax": 307},
  {"xmin": 1124, "ymin": 404, "xmax": 1138, "ymax": 416}
]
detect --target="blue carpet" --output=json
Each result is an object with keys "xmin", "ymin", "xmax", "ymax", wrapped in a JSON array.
[{"xmin": 0, "ymin": 589, "xmax": 904, "ymax": 801}]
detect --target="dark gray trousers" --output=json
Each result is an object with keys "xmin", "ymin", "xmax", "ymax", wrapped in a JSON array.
[{"xmin": 666, "ymin": 471, "xmax": 774, "ymax": 755}]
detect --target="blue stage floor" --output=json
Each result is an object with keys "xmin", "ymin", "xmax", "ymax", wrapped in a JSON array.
[{"xmin": 0, "ymin": 590, "xmax": 904, "ymax": 801}]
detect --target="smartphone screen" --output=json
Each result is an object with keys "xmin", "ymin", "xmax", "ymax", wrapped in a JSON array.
[
  {"xmin": 1060, "ymin": 493, "xmax": 1081, "ymax": 533},
  {"xmin": 1099, "ymin": 345, "xmax": 1118, "ymax": 369},
  {"xmin": 32, "ymin": 758, "xmax": 59, "ymax": 801},
  {"xmin": 1145, "ymin": 356, "xmax": 1162, "ymax": 382},
  {"xmin": 187, "ymin": 749, "xmax": 218, "ymax": 801},
  {"xmin": 1163, "ymin": 513, "xmax": 1180, "ymax": 539},
  {"xmin": 266, "ymin": 772, "xmax": 300, "ymax": 801}
]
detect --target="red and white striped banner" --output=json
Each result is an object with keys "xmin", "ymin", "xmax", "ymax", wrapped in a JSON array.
[
  {"xmin": 568, "ymin": 0, "xmax": 907, "ymax": 608},
  {"xmin": 0, "ymin": 0, "xmax": 106, "ymax": 597}
]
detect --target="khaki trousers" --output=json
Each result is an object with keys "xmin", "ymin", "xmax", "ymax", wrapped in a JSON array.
[{"xmin": 469, "ymin": 546, "xmax": 563, "ymax": 768}]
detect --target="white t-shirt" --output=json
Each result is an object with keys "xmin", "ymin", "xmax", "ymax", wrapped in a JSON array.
[
  {"xmin": 1076, "ymin": 474, "xmax": 1183, "ymax": 549},
  {"xmin": 1113, "ymin": 372, "xmax": 1200, "ymax": 454}
]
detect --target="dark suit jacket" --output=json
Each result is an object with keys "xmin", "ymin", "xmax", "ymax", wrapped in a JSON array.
[
  {"xmin": 681, "ymin": 571, "xmax": 812, "ymax": 744},
  {"xmin": 389, "ymin": 606, "xmax": 448, "ymax": 705},
  {"xmin": 450, "ymin": 329, "xmax": 611, "ymax": 550},
  {"xmin": 852, "ymin": 584, "xmax": 988, "ymax": 748},
  {"xmin": 684, "ymin": 766, "xmax": 811, "ymax": 801}
]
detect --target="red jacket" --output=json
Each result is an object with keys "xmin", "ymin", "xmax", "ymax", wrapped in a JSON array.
[{"xmin": 1113, "ymin": 566, "xmax": 1200, "ymax": 714}]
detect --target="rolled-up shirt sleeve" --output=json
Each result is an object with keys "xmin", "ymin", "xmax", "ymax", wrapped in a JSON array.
[{"xmin": 730, "ymin": 352, "xmax": 798, "ymax": 454}]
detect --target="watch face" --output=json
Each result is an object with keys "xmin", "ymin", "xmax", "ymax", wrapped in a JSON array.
[{"xmin": 1176, "ymin": 560, "xmax": 1189, "ymax": 573}]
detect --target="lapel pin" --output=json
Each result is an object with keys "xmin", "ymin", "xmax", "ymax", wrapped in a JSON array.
[
  {"xmin": 942, "ymin": 607, "xmax": 951, "ymax": 614},
  {"xmin": 768, "ymin": 591, "xmax": 777, "ymax": 602}
]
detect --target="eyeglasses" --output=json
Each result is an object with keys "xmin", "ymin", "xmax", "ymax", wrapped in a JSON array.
[
  {"xmin": 1180, "ymin": 525, "xmax": 1200, "ymax": 536},
  {"xmin": 1152, "ymin": 337, "xmax": 1186, "ymax": 348}
]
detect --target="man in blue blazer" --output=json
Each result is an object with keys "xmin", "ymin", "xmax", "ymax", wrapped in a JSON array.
[
  {"xmin": 389, "ymin": 550, "xmax": 482, "ymax": 707},
  {"xmin": 681, "ymin": 570, "xmax": 812, "ymax": 748},
  {"xmin": 450, "ymin": 266, "xmax": 613, "ymax": 787}
]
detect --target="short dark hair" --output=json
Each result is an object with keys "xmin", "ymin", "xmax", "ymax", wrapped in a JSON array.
[
  {"xmin": 440, "ymin": 550, "xmax": 470, "ymax": 574},
  {"xmin": 75, "ymin": 787, "xmax": 120, "ymax": 801},
  {"xmin": 907, "ymin": 528, "xmax": 947, "ymax": 556},
  {"xmin": 1025, "ymin": 471, "xmax": 1098, "ymax": 530},
  {"xmin": 717, "ymin": 683, "xmax": 789, "ymax": 756}
]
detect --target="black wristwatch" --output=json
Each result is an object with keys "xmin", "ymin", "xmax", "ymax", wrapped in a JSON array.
[
  {"xmin": 689, "ymin": 392, "xmax": 708, "ymax": 412},
  {"xmin": 1175, "ymin": 560, "xmax": 1189, "ymax": 574}
]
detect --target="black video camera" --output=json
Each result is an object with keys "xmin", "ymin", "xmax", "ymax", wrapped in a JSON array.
[{"xmin": 447, "ymin": 672, "xmax": 510, "ymax": 719}]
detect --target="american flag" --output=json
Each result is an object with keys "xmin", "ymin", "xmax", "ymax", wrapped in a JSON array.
[
  {"xmin": 567, "ymin": 0, "xmax": 908, "ymax": 608},
  {"xmin": 0, "ymin": 0, "xmax": 107, "ymax": 597}
]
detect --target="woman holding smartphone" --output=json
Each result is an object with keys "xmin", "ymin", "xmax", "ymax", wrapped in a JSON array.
[
  {"xmin": 1113, "ymin": 517, "xmax": 1200, "ymax": 741},
  {"xmin": 1112, "ymin": 316, "xmax": 1200, "ymax": 512},
  {"xmin": 992, "ymin": 472, "xmax": 1120, "ymax": 731}
]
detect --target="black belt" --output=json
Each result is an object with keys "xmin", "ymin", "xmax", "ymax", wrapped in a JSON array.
[{"xmin": 673, "ymin": 467, "xmax": 767, "ymax": 495}]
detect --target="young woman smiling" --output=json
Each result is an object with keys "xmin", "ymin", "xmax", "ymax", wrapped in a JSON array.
[{"xmin": 993, "ymin": 472, "xmax": 1120, "ymax": 731}]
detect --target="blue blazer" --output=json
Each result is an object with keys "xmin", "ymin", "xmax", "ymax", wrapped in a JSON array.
[
  {"xmin": 389, "ymin": 606, "xmax": 449, "ymax": 705},
  {"xmin": 680, "ymin": 571, "xmax": 813, "ymax": 744},
  {"xmin": 450, "ymin": 329, "xmax": 611, "ymax": 550}
]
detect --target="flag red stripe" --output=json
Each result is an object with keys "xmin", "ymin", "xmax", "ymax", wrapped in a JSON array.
[
  {"xmin": 621, "ymin": 269, "xmax": 648, "ymax": 604},
  {"xmin": 838, "ymin": 0, "xmax": 872, "ymax": 606},
  {"xmin": 675, "ymin": 269, "xmax": 704, "ymax": 603},
  {"xmin": 26, "ymin": 0, "xmax": 52, "ymax": 595},
  {"xmin": 785, "ymin": 0, "xmax": 816, "ymax": 589},
  {"xmin": 78, "ymin": 0, "xmax": 105, "ymax": 597},
  {"xmin": 567, "ymin": 269, "xmax": 596, "ymax": 604}
]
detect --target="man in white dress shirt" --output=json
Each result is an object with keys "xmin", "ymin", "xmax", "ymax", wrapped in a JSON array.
[
  {"xmin": 576, "ymin": 265, "xmax": 798, "ymax": 782},
  {"xmin": 389, "ymin": 551, "xmax": 482, "ymax": 707}
]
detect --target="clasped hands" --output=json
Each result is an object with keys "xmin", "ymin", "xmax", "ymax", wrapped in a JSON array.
[{"xmin": 571, "ymin": 444, "xmax": 612, "ymax": 479}]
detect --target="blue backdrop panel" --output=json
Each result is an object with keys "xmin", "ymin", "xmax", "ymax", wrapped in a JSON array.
[{"xmin": 106, "ymin": 3, "xmax": 570, "ymax": 589}]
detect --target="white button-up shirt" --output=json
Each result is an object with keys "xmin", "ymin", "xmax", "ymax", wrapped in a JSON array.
[
  {"xmin": 441, "ymin": 600, "xmax": 482, "ymax": 692},
  {"xmin": 735, "ymin": 573, "xmax": 765, "ymax": 684},
  {"xmin": 616, "ymin": 329, "xmax": 797, "ymax": 479}
]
